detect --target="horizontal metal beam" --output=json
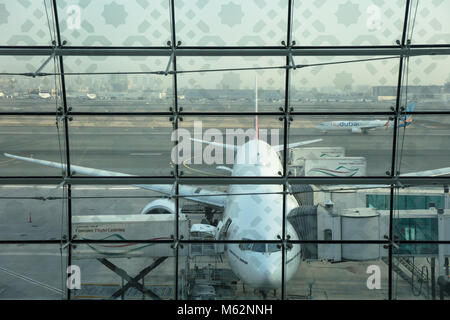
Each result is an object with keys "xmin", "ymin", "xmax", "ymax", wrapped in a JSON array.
[
  {"xmin": 0, "ymin": 176, "xmax": 449, "ymax": 186},
  {"xmin": 0, "ymin": 46, "xmax": 449, "ymax": 57}
]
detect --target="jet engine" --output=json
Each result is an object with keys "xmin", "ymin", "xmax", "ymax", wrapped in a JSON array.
[
  {"xmin": 140, "ymin": 199, "xmax": 176, "ymax": 215},
  {"xmin": 351, "ymin": 127, "xmax": 362, "ymax": 133}
]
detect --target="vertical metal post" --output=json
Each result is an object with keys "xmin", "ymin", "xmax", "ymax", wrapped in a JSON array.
[
  {"xmin": 52, "ymin": 0, "xmax": 73, "ymax": 300},
  {"xmin": 169, "ymin": 0, "xmax": 180, "ymax": 301},
  {"xmin": 388, "ymin": 0, "xmax": 412, "ymax": 301},
  {"xmin": 280, "ymin": 0, "xmax": 294, "ymax": 301},
  {"xmin": 431, "ymin": 258, "xmax": 436, "ymax": 300}
]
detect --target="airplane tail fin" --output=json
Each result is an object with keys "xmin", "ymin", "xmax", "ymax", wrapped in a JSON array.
[
  {"xmin": 385, "ymin": 102, "xmax": 415, "ymax": 129},
  {"xmin": 399, "ymin": 101, "xmax": 415, "ymax": 128}
]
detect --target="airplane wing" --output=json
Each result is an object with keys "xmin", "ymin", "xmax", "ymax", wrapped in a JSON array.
[
  {"xmin": 272, "ymin": 139, "xmax": 323, "ymax": 151},
  {"xmin": 190, "ymin": 137, "xmax": 323, "ymax": 152},
  {"xmin": 323, "ymin": 167, "xmax": 450, "ymax": 192},
  {"xmin": 3, "ymin": 153, "xmax": 226, "ymax": 208},
  {"xmin": 400, "ymin": 167, "xmax": 450, "ymax": 177}
]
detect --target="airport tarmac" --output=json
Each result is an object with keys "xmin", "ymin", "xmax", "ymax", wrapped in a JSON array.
[
  {"xmin": 0, "ymin": 102, "xmax": 448, "ymax": 300},
  {"xmin": 0, "ymin": 241, "xmax": 431, "ymax": 300},
  {"xmin": 0, "ymin": 184, "xmax": 444, "ymax": 300}
]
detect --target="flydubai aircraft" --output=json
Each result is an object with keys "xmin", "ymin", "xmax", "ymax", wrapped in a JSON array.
[
  {"xmin": 4, "ymin": 78, "xmax": 322, "ymax": 295},
  {"xmin": 316, "ymin": 102, "xmax": 415, "ymax": 134}
]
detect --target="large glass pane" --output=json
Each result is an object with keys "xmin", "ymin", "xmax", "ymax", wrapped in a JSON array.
[
  {"xmin": 289, "ymin": 115, "xmax": 393, "ymax": 177},
  {"xmin": 63, "ymin": 56, "xmax": 173, "ymax": 112},
  {"xmin": 177, "ymin": 57, "xmax": 285, "ymax": 112},
  {"xmin": 0, "ymin": 116, "xmax": 66, "ymax": 176},
  {"xmin": 0, "ymin": 56, "xmax": 62, "ymax": 112},
  {"xmin": 407, "ymin": 0, "xmax": 450, "ymax": 45},
  {"xmin": 286, "ymin": 186, "xmax": 392, "ymax": 243},
  {"xmin": 72, "ymin": 243, "xmax": 176, "ymax": 300},
  {"xmin": 392, "ymin": 185, "xmax": 449, "ymax": 245},
  {"xmin": 71, "ymin": 184, "xmax": 178, "ymax": 240},
  {"xmin": 56, "ymin": 0, "xmax": 171, "ymax": 46},
  {"xmin": 69, "ymin": 115, "xmax": 173, "ymax": 176},
  {"xmin": 181, "ymin": 241, "xmax": 282, "ymax": 299},
  {"xmin": 180, "ymin": 184, "xmax": 283, "ymax": 241},
  {"xmin": 175, "ymin": 0, "xmax": 288, "ymax": 46},
  {"xmin": 0, "ymin": 1, "xmax": 54, "ymax": 46},
  {"xmin": 395, "ymin": 114, "xmax": 450, "ymax": 175},
  {"xmin": 286, "ymin": 244, "xmax": 388, "ymax": 299},
  {"xmin": 401, "ymin": 55, "xmax": 450, "ymax": 112},
  {"xmin": 177, "ymin": 116, "xmax": 284, "ymax": 176},
  {"xmin": 0, "ymin": 244, "xmax": 67, "ymax": 299},
  {"xmin": 392, "ymin": 244, "xmax": 449, "ymax": 300},
  {"xmin": 0, "ymin": 185, "xmax": 66, "ymax": 241},
  {"xmin": 292, "ymin": 0, "xmax": 405, "ymax": 46},
  {"xmin": 290, "ymin": 56, "xmax": 399, "ymax": 112}
]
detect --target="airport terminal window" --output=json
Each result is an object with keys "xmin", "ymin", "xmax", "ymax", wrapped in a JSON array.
[{"xmin": 1, "ymin": 0, "xmax": 450, "ymax": 301}]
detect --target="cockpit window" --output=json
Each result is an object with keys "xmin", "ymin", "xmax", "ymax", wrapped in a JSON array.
[
  {"xmin": 239, "ymin": 239, "xmax": 253, "ymax": 251},
  {"xmin": 239, "ymin": 239, "xmax": 281, "ymax": 253},
  {"xmin": 252, "ymin": 243, "xmax": 266, "ymax": 253},
  {"xmin": 267, "ymin": 243, "xmax": 281, "ymax": 252}
]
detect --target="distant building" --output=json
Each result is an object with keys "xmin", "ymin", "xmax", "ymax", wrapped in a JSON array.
[
  {"xmin": 109, "ymin": 74, "xmax": 128, "ymax": 92},
  {"xmin": 372, "ymin": 85, "xmax": 446, "ymax": 99}
]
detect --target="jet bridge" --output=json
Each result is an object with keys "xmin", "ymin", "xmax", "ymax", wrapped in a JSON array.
[{"xmin": 289, "ymin": 204, "xmax": 450, "ymax": 299}]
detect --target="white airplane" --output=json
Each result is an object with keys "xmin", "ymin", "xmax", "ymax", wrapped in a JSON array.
[
  {"xmin": 316, "ymin": 102, "xmax": 415, "ymax": 134},
  {"xmin": 3, "ymin": 77, "xmax": 321, "ymax": 295}
]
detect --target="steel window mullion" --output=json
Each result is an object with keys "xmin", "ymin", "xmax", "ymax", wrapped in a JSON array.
[
  {"xmin": 387, "ymin": 0, "xmax": 412, "ymax": 301},
  {"xmin": 3, "ymin": 239, "xmax": 449, "ymax": 245},
  {"xmin": 1, "ymin": 46, "xmax": 450, "ymax": 56},
  {"xmin": 279, "ymin": 0, "xmax": 295, "ymax": 301},
  {"xmin": 168, "ymin": 0, "xmax": 180, "ymax": 301},
  {"xmin": 51, "ymin": 0, "xmax": 72, "ymax": 301},
  {"xmin": 3, "ymin": 176, "xmax": 450, "ymax": 185}
]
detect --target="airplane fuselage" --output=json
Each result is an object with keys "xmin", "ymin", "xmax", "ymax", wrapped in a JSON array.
[
  {"xmin": 223, "ymin": 139, "xmax": 301, "ymax": 289},
  {"xmin": 316, "ymin": 120, "xmax": 387, "ymax": 133}
]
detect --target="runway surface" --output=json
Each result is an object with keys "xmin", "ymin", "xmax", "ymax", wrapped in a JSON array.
[{"xmin": 0, "ymin": 110, "xmax": 448, "ymax": 176}]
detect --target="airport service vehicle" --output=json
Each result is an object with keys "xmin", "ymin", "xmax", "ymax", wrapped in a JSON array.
[
  {"xmin": 289, "ymin": 147, "xmax": 345, "ymax": 175},
  {"xmin": 290, "ymin": 147, "xmax": 345, "ymax": 163},
  {"xmin": 316, "ymin": 102, "xmax": 415, "ymax": 134}
]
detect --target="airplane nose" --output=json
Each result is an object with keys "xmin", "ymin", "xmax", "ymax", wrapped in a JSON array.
[{"xmin": 256, "ymin": 258, "xmax": 282, "ymax": 288}]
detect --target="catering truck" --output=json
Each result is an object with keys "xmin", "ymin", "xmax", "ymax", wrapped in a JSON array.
[{"xmin": 289, "ymin": 147, "xmax": 346, "ymax": 176}]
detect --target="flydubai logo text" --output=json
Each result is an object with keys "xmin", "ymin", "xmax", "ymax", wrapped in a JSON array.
[{"xmin": 171, "ymin": 121, "xmax": 280, "ymax": 165}]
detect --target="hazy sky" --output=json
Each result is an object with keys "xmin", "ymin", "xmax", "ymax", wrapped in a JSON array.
[{"xmin": 0, "ymin": 0, "xmax": 449, "ymax": 89}]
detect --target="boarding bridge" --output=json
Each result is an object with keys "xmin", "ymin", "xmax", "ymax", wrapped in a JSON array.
[{"xmin": 289, "ymin": 206, "xmax": 449, "ymax": 264}]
